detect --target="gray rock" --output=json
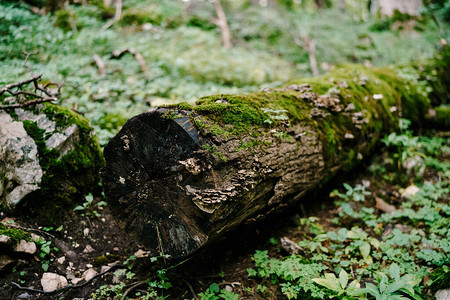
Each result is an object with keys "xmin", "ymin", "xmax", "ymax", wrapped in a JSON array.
[
  {"xmin": 0, "ymin": 112, "xmax": 42, "ymax": 208},
  {"xmin": 16, "ymin": 109, "xmax": 55, "ymax": 134},
  {"xmin": 435, "ymin": 289, "xmax": 450, "ymax": 300},
  {"xmin": 14, "ymin": 240, "xmax": 37, "ymax": 255},
  {"xmin": 17, "ymin": 292, "xmax": 32, "ymax": 299},
  {"xmin": 40, "ymin": 272, "xmax": 68, "ymax": 292},
  {"xmin": 82, "ymin": 268, "xmax": 98, "ymax": 281},
  {"xmin": 16, "ymin": 108, "xmax": 80, "ymax": 157},
  {"xmin": 0, "ymin": 235, "xmax": 11, "ymax": 244},
  {"xmin": 45, "ymin": 124, "xmax": 79, "ymax": 156},
  {"xmin": 0, "ymin": 104, "xmax": 104, "ymax": 212}
]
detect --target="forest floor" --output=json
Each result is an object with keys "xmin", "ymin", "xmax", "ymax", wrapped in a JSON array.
[{"xmin": 1, "ymin": 127, "xmax": 449, "ymax": 299}]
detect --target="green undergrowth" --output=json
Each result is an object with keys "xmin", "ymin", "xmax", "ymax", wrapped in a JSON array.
[
  {"xmin": 86, "ymin": 120, "xmax": 449, "ymax": 299},
  {"xmin": 245, "ymin": 123, "xmax": 450, "ymax": 299},
  {"xmin": 1, "ymin": 1, "xmax": 449, "ymax": 145}
]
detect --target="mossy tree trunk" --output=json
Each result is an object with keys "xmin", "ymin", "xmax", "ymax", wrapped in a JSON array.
[{"xmin": 101, "ymin": 55, "xmax": 449, "ymax": 259}]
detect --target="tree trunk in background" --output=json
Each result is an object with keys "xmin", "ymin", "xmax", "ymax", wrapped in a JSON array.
[
  {"xmin": 377, "ymin": 0, "xmax": 423, "ymax": 16},
  {"xmin": 214, "ymin": 0, "xmax": 232, "ymax": 49},
  {"xmin": 101, "ymin": 54, "xmax": 449, "ymax": 260},
  {"xmin": 114, "ymin": 0, "xmax": 122, "ymax": 21}
]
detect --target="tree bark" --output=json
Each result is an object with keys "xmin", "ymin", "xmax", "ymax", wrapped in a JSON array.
[{"xmin": 100, "ymin": 59, "xmax": 447, "ymax": 259}]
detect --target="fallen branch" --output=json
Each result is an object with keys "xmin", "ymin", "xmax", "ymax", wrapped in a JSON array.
[
  {"xmin": 11, "ymin": 263, "xmax": 124, "ymax": 295},
  {"xmin": 0, "ymin": 75, "xmax": 64, "ymax": 111},
  {"xmin": 93, "ymin": 54, "xmax": 106, "ymax": 76},
  {"xmin": 111, "ymin": 48, "xmax": 148, "ymax": 73},
  {"xmin": 182, "ymin": 278, "xmax": 199, "ymax": 300},
  {"xmin": 0, "ymin": 98, "xmax": 56, "ymax": 110},
  {"xmin": 0, "ymin": 74, "xmax": 42, "ymax": 97},
  {"xmin": 120, "ymin": 280, "xmax": 147, "ymax": 300}
]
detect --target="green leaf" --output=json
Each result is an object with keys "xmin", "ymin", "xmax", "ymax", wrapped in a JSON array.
[
  {"xmin": 312, "ymin": 273, "xmax": 341, "ymax": 292},
  {"xmin": 347, "ymin": 280, "xmax": 364, "ymax": 296},
  {"xmin": 73, "ymin": 205, "xmax": 85, "ymax": 211},
  {"xmin": 209, "ymin": 283, "xmax": 220, "ymax": 293},
  {"xmin": 41, "ymin": 262, "xmax": 49, "ymax": 272},
  {"xmin": 364, "ymin": 283, "xmax": 381, "ymax": 297},
  {"xmin": 359, "ymin": 242, "xmax": 371, "ymax": 259},
  {"xmin": 389, "ymin": 263, "xmax": 400, "ymax": 282},
  {"xmin": 247, "ymin": 268, "xmax": 257, "ymax": 277},
  {"xmin": 337, "ymin": 228, "xmax": 348, "ymax": 242},
  {"xmin": 383, "ymin": 281, "xmax": 402, "ymax": 295},
  {"xmin": 85, "ymin": 193, "xmax": 94, "ymax": 203},
  {"xmin": 339, "ymin": 269, "xmax": 349, "ymax": 289}
]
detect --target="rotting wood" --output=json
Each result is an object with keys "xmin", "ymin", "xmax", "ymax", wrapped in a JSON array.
[{"xmin": 101, "ymin": 53, "xmax": 449, "ymax": 260}]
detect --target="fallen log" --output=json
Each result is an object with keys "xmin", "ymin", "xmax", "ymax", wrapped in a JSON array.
[{"xmin": 101, "ymin": 59, "xmax": 448, "ymax": 259}]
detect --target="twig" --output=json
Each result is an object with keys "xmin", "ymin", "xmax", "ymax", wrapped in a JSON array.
[
  {"xmin": 0, "ymin": 75, "xmax": 42, "ymax": 97},
  {"xmin": 102, "ymin": 18, "xmax": 116, "ymax": 30},
  {"xmin": 0, "ymin": 98, "xmax": 56, "ymax": 110},
  {"xmin": 11, "ymin": 263, "xmax": 124, "ymax": 295},
  {"xmin": 111, "ymin": 48, "xmax": 148, "ymax": 73},
  {"xmin": 23, "ymin": 50, "xmax": 38, "ymax": 69},
  {"xmin": 120, "ymin": 280, "xmax": 147, "ymax": 300},
  {"xmin": 93, "ymin": 54, "xmax": 106, "ymax": 76},
  {"xmin": 182, "ymin": 278, "xmax": 199, "ymax": 300}
]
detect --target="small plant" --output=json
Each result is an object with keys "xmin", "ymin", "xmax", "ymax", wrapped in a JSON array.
[
  {"xmin": 364, "ymin": 264, "xmax": 422, "ymax": 300},
  {"xmin": 312, "ymin": 269, "xmax": 363, "ymax": 299},
  {"xmin": 92, "ymin": 282, "xmax": 126, "ymax": 299},
  {"xmin": 261, "ymin": 108, "xmax": 289, "ymax": 125},
  {"xmin": 36, "ymin": 239, "xmax": 58, "ymax": 271},
  {"xmin": 73, "ymin": 193, "xmax": 106, "ymax": 217},
  {"xmin": 381, "ymin": 119, "xmax": 427, "ymax": 181},
  {"xmin": 330, "ymin": 183, "xmax": 370, "ymax": 202},
  {"xmin": 198, "ymin": 283, "xmax": 239, "ymax": 300}
]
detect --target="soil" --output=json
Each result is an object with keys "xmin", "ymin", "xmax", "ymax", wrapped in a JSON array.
[{"xmin": 0, "ymin": 136, "xmax": 446, "ymax": 300}]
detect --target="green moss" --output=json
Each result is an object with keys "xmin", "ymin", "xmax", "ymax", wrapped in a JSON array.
[
  {"xmin": 93, "ymin": 254, "xmax": 121, "ymax": 266},
  {"xmin": 435, "ymin": 105, "xmax": 450, "ymax": 127},
  {"xmin": 163, "ymin": 62, "xmax": 440, "ymax": 174},
  {"xmin": 0, "ymin": 223, "xmax": 31, "ymax": 242},
  {"xmin": 176, "ymin": 102, "xmax": 194, "ymax": 111},
  {"xmin": 19, "ymin": 104, "xmax": 104, "ymax": 225}
]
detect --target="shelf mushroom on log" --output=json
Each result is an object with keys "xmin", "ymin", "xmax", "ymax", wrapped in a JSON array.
[{"xmin": 101, "ymin": 61, "xmax": 448, "ymax": 259}]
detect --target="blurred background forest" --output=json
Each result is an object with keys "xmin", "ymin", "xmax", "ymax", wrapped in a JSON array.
[{"xmin": 1, "ymin": 0, "xmax": 449, "ymax": 145}]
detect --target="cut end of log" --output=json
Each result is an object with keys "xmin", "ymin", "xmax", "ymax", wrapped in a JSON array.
[{"xmin": 101, "ymin": 109, "xmax": 208, "ymax": 258}]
